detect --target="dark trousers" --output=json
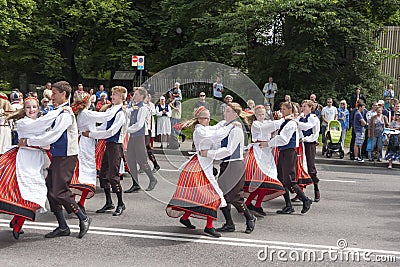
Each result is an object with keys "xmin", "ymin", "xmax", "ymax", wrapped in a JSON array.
[
  {"xmin": 99, "ymin": 142, "xmax": 123, "ymax": 192},
  {"xmin": 349, "ymin": 127, "xmax": 355, "ymax": 157},
  {"xmin": 277, "ymin": 148, "xmax": 298, "ymax": 190},
  {"xmin": 145, "ymin": 133, "xmax": 157, "ymax": 166},
  {"xmin": 46, "ymin": 155, "xmax": 78, "ymax": 213},
  {"xmin": 213, "ymin": 96, "xmax": 223, "ymax": 115},
  {"xmin": 304, "ymin": 142, "xmax": 319, "ymax": 184},
  {"xmin": 127, "ymin": 135, "xmax": 155, "ymax": 181},
  {"xmin": 218, "ymin": 161, "xmax": 246, "ymax": 213}
]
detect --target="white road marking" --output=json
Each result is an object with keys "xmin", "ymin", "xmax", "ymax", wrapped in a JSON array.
[
  {"xmin": 319, "ymin": 179, "xmax": 357, "ymax": 183},
  {"xmin": 1, "ymin": 219, "xmax": 398, "ymax": 257}
]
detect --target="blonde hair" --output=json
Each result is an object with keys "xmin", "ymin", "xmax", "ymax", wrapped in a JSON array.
[
  {"xmin": 244, "ymin": 105, "xmax": 265, "ymax": 127},
  {"xmin": 111, "ymin": 86, "xmax": 127, "ymax": 101},
  {"xmin": 134, "ymin": 87, "xmax": 148, "ymax": 98},
  {"xmin": 6, "ymin": 97, "xmax": 39, "ymax": 121},
  {"xmin": 340, "ymin": 100, "xmax": 347, "ymax": 109},
  {"xmin": 301, "ymin": 100, "xmax": 314, "ymax": 110},
  {"xmin": 180, "ymin": 107, "xmax": 209, "ymax": 129}
]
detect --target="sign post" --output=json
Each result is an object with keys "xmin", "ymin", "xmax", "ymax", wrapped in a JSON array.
[
  {"xmin": 132, "ymin": 55, "xmax": 145, "ymax": 86},
  {"xmin": 137, "ymin": 56, "xmax": 145, "ymax": 86}
]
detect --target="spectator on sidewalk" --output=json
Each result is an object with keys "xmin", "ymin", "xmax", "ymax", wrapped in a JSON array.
[
  {"xmin": 349, "ymin": 86, "xmax": 367, "ymax": 111},
  {"xmin": 383, "ymin": 84, "xmax": 395, "ymax": 100},
  {"xmin": 368, "ymin": 107, "xmax": 389, "ymax": 161},
  {"xmin": 321, "ymin": 98, "xmax": 338, "ymax": 155},
  {"xmin": 193, "ymin": 92, "xmax": 210, "ymax": 111},
  {"xmin": 353, "ymin": 101, "xmax": 367, "ymax": 162},
  {"xmin": 212, "ymin": 77, "xmax": 224, "ymax": 115},
  {"xmin": 262, "ymin": 77, "xmax": 278, "ymax": 110},
  {"xmin": 337, "ymin": 100, "xmax": 349, "ymax": 149},
  {"xmin": 385, "ymin": 112, "xmax": 400, "ymax": 169},
  {"xmin": 96, "ymin": 92, "xmax": 111, "ymax": 111}
]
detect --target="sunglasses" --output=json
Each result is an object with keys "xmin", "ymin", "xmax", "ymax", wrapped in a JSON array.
[{"xmin": 200, "ymin": 95, "xmax": 206, "ymax": 97}]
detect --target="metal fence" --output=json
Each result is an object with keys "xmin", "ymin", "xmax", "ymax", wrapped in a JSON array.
[{"xmin": 378, "ymin": 26, "xmax": 400, "ymax": 96}]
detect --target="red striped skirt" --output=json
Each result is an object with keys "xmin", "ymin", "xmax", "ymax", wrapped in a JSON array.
[
  {"xmin": 0, "ymin": 148, "xmax": 40, "ymax": 221},
  {"xmin": 166, "ymin": 155, "xmax": 221, "ymax": 220},
  {"xmin": 95, "ymin": 139, "xmax": 106, "ymax": 171},
  {"xmin": 296, "ymin": 145, "xmax": 313, "ymax": 186},
  {"xmin": 70, "ymin": 160, "xmax": 96, "ymax": 199},
  {"xmin": 243, "ymin": 147, "xmax": 285, "ymax": 201}
]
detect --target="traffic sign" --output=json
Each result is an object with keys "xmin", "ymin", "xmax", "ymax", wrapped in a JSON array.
[
  {"xmin": 138, "ymin": 56, "xmax": 145, "ymax": 67},
  {"xmin": 132, "ymin": 55, "xmax": 138, "ymax": 66},
  {"xmin": 138, "ymin": 65, "xmax": 144, "ymax": 70}
]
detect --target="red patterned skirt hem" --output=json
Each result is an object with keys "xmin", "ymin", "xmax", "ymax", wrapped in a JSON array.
[
  {"xmin": 0, "ymin": 148, "xmax": 40, "ymax": 221},
  {"xmin": 166, "ymin": 155, "xmax": 220, "ymax": 220}
]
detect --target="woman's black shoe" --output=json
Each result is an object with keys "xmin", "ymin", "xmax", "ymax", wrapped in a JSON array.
[
  {"xmin": 179, "ymin": 218, "xmax": 196, "ymax": 229},
  {"xmin": 216, "ymin": 224, "xmax": 235, "ymax": 232},
  {"xmin": 204, "ymin": 227, "xmax": 221, "ymax": 238},
  {"xmin": 96, "ymin": 203, "xmax": 115, "ymax": 213},
  {"xmin": 276, "ymin": 206, "xmax": 295, "ymax": 214}
]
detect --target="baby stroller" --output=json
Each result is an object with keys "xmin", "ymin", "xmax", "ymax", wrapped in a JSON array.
[{"xmin": 325, "ymin": 120, "xmax": 344, "ymax": 158}]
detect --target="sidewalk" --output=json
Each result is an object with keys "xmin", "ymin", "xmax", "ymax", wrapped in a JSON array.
[{"xmin": 152, "ymin": 140, "xmax": 399, "ymax": 169}]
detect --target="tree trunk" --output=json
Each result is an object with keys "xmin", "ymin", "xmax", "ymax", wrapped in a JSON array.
[{"xmin": 59, "ymin": 33, "xmax": 83, "ymax": 84}]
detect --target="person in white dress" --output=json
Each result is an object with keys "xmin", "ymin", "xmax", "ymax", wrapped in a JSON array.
[
  {"xmin": 243, "ymin": 105, "xmax": 285, "ymax": 217},
  {"xmin": 69, "ymin": 92, "xmax": 121, "ymax": 212},
  {"xmin": 156, "ymin": 96, "xmax": 171, "ymax": 148},
  {"xmin": 166, "ymin": 106, "xmax": 238, "ymax": 238},
  {"xmin": 0, "ymin": 97, "xmax": 65, "ymax": 239}
]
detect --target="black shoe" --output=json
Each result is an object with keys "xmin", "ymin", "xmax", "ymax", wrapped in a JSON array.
[
  {"xmin": 45, "ymin": 227, "xmax": 71, "ymax": 238},
  {"xmin": 291, "ymin": 195, "xmax": 301, "ymax": 202},
  {"xmin": 216, "ymin": 224, "xmax": 235, "ymax": 232},
  {"xmin": 181, "ymin": 134, "xmax": 186, "ymax": 143},
  {"xmin": 245, "ymin": 216, "xmax": 257, "ymax": 234},
  {"xmin": 314, "ymin": 190, "xmax": 320, "ymax": 203},
  {"xmin": 204, "ymin": 227, "xmax": 221, "ymax": 238},
  {"xmin": 78, "ymin": 217, "xmax": 91, "ymax": 238},
  {"xmin": 276, "ymin": 206, "xmax": 295, "ymax": 214},
  {"xmin": 152, "ymin": 165, "xmax": 160, "ymax": 173},
  {"xmin": 124, "ymin": 185, "xmax": 141, "ymax": 193},
  {"xmin": 179, "ymin": 218, "xmax": 196, "ymax": 229},
  {"xmin": 112, "ymin": 204, "xmax": 126, "ymax": 216},
  {"xmin": 77, "ymin": 203, "xmax": 86, "ymax": 214},
  {"xmin": 96, "ymin": 203, "xmax": 115, "ymax": 213},
  {"xmin": 253, "ymin": 206, "xmax": 267, "ymax": 217},
  {"xmin": 145, "ymin": 178, "xmax": 158, "ymax": 191},
  {"xmin": 138, "ymin": 169, "xmax": 144, "ymax": 174},
  {"xmin": 12, "ymin": 230, "xmax": 20, "ymax": 240},
  {"xmin": 301, "ymin": 198, "xmax": 312, "ymax": 214}
]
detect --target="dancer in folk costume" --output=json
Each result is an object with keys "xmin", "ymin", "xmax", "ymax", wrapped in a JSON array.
[
  {"xmin": 243, "ymin": 105, "xmax": 285, "ymax": 217},
  {"xmin": 125, "ymin": 87, "xmax": 158, "ymax": 192},
  {"xmin": 201, "ymin": 103, "xmax": 256, "ymax": 234},
  {"xmin": 289, "ymin": 102, "xmax": 313, "ymax": 202},
  {"xmin": 20, "ymin": 81, "xmax": 91, "ymax": 239},
  {"xmin": 296, "ymin": 100, "xmax": 321, "ymax": 202},
  {"xmin": 267, "ymin": 102, "xmax": 312, "ymax": 215},
  {"xmin": 70, "ymin": 92, "xmax": 121, "ymax": 212},
  {"xmin": 83, "ymin": 86, "xmax": 128, "ymax": 216},
  {"xmin": 167, "ymin": 106, "xmax": 238, "ymax": 238},
  {"xmin": 0, "ymin": 97, "xmax": 64, "ymax": 239}
]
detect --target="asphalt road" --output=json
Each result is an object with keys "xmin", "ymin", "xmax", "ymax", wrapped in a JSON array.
[{"xmin": 0, "ymin": 153, "xmax": 399, "ymax": 267}]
